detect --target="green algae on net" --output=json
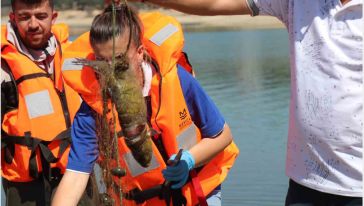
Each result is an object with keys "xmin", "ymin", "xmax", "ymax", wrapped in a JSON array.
[
  {"xmin": 75, "ymin": 55, "xmax": 153, "ymax": 166},
  {"xmin": 74, "ymin": 55, "xmax": 153, "ymax": 204}
]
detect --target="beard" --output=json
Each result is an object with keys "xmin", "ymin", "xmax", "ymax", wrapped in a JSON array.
[{"xmin": 23, "ymin": 33, "xmax": 50, "ymax": 50}]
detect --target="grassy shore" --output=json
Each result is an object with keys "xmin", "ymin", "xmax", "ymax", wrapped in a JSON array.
[{"xmin": 1, "ymin": 9, "xmax": 285, "ymax": 35}]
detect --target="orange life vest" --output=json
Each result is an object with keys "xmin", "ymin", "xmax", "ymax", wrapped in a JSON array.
[
  {"xmin": 1, "ymin": 23, "xmax": 81, "ymax": 182},
  {"xmin": 62, "ymin": 12, "xmax": 239, "ymax": 206}
]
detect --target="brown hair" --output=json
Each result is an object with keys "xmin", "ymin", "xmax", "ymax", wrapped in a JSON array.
[{"xmin": 90, "ymin": 4, "xmax": 142, "ymax": 54}]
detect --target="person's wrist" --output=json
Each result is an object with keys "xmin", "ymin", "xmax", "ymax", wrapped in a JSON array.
[{"xmin": 183, "ymin": 150, "xmax": 195, "ymax": 170}]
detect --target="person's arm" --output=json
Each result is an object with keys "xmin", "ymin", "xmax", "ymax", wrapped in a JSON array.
[
  {"xmin": 51, "ymin": 102, "xmax": 99, "ymax": 205},
  {"xmin": 141, "ymin": 0, "xmax": 253, "ymax": 15},
  {"xmin": 52, "ymin": 171, "xmax": 90, "ymax": 206},
  {"xmin": 189, "ymin": 123, "xmax": 232, "ymax": 167},
  {"xmin": 162, "ymin": 125, "xmax": 232, "ymax": 189},
  {"xmin": 162, "ymin": 66, "xmax": 234, "ymax": 189},
  {"xmin": 177, "ymin": 66, "xmax": 233, "ymax": 166}
]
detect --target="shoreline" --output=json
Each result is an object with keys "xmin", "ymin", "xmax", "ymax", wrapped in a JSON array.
[
  {"xmin": 60, "ymin": 9, "xmax": 285, "ymax": 35},
  {"xmin": 1, "ymin": 9, "xmax": 285, "ymax": 35}
]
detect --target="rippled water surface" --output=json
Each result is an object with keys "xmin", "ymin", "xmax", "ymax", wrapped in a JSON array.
[{"xmin": 183, "ymin": 29, "xmax": 290, "ymax": 205}]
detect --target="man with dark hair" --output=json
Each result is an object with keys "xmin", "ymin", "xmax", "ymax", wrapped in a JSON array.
[{"xmin": 1, "ymin": 0, "xmax": 89, "ymax": 205}]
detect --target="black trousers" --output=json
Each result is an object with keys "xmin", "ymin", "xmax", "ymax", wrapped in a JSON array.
[
  {"xmin": 285, "ymin": 179, "xmax": 362, "ymax": 206},
  {"xmin": 2, "ymin": 175, "xmax": 98, "ymax": 206}
]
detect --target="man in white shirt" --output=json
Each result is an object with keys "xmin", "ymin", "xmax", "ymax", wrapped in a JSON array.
[{"xmin": 136, "ymin": 0, "xmax": 363, "ymax": 205}]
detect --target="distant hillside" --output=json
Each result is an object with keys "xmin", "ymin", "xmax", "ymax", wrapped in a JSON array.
[{"xmin": 1, "ymin": 1, "xmax": 156, "ymax": 11}]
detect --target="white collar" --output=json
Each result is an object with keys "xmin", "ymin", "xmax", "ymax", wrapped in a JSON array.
[
  {"xmin": 141, "ymin": 61, "xmax": 153, "ymax": 97},
  {"xmin": 6, "ymin": 21, "xmax": 57, "ymax": 63}
]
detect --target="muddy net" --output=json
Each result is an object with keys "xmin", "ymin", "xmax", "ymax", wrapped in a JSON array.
[{"xmin": 74, "ymin": 2, "xmax": 153, "ymax": 205}]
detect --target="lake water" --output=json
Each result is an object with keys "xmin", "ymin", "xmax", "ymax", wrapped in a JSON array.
[
  {"xmin": 0, "ymin": 29, "xmax": 290, "ymax": 206},
  {"xmin": 182, "ymin": 29, "xmax": 290, "ymax": 205}
]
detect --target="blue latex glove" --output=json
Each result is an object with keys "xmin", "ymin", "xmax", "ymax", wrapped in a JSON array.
[{"xmin": 162, "ymin": 150, "xmax": 195, "ymax": 189}]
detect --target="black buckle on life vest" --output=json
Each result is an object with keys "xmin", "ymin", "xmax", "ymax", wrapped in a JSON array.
[
  {"xmin": 165, "ymin": 187, "xmax": 187, "ymax": 206},
  {"xmin": 1, "ymin": 129, "xmax": 72, "ymax": 180},
  {"xmin": 123, "ymin": 184, "xmax": 187, "ymax": 206},
  {"xmin": 162, "ymin": 149, "xmax": 187, "ymax": 206},
  {"xmin": 123, "ymin": 185, "xmax": 163, "ymax": 204},
  {"xmin": 123, "ymin": 150, "xmax": 187, "ymax": 206},
  {"xmin": 2, "ymin": 130, "xmax": 15, "ymax": 164}
]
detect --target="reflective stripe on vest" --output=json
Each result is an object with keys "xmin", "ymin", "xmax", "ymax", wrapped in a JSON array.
[
  {"xmin": 177, "ymin": 124, "xmax": 198, "ymax": 150},
  {"xmin": 62, "ymin": 58, "xmax": 84, "ymax": 71},
  {"xmin": 123, "ymin": 152, "xmax": 160, "ymax": 177},
  {"xmin": 150, "ymin": 23, "xmax": 179, "ymax": 46},
  {"xmin": 25, "ymin": 90, "xmax": 54, "ymax": 119},
  {"xmin": 123, "ymin": 123, "xmax": 197, "ymax": 177}
]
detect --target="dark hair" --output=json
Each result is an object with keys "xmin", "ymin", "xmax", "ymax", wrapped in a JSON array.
[
  {"xmin": 11, "ymin": 0, "xmax": 54, "ymax": 11},
  {"xmin": 90, "ymin": 4, "xmax": 142, "ymax": 53}
]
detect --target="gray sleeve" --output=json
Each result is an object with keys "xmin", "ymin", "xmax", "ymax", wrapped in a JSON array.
[{"xmin": 249, "ymin": 0, "xmax": 289, "ymax": 25}]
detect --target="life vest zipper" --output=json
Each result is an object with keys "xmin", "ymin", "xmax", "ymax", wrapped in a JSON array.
[{"xmin": 57, "ymin": 90, "xmax": 71, "ymax": 128}]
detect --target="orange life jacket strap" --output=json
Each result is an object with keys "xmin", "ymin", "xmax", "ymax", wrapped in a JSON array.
[
  {"xmin": 177, "ymin": 52, "xmax": 194, "ymax": 74},
  {"xmin": 15, "ymin": 72, "xmax": 51, "ymax": 85},
  {"xmin": 123, "ymin": 150, "xmax": 188, "ymax": 206},
  {"xmin": 124, "ymin": 170, "xmax": 209, "ymax": 206},
  {"xmin": 190, "ymin": 169, "xmax": 208, "ymax": 206},
  {"xmin": 1, "ymin": 129, "xmax": 72, "ymax": 179},
  {"xmin": 2, "ymin": 129, "xmax": 71, "ymax": 205},
  {"xmin": 123, "ymin": 184, "xmax": 188, "ymax": 206},
  {"xmin": 29, "ymin": 136, "xmax": 56, "ymax": 179}
]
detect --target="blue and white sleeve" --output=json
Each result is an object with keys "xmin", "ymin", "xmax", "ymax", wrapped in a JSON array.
[
  {"xmin": 67, "ymin": 101, "xmax": 99, "ymax": 174},
  {"xmin": 178, "ymin": 65, "xmax": 225, "ymax": 138}
]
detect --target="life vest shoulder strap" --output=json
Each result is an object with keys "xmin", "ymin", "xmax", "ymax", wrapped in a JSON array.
[
  {"xmin": 177, "ymin": 52, "xmax": 194, "ymax": 75},
  {"xmin": 51, "ymin": 23, "xmax": 70, "ymax": 48},
  {"xmin": 16, "ymin": 73, "xmax": 52, "ymax": 85}
]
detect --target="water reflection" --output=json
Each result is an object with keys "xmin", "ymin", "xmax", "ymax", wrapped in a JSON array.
[{"xmin": 184, "ymin": 29, "xmax": 290, "ymax": 205}]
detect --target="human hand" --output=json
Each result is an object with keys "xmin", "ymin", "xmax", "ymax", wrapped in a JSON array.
[{"xmin": 162, "ymin": 150, "xmax": 195, "ymax": 189}]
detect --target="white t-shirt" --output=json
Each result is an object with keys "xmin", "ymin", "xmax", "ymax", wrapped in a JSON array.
[{"xmin": 249, "ymin": 0, "xmax": 362, "ymax": 197}]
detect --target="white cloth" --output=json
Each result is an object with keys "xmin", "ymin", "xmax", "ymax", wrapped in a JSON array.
[
  {"xmin": 141, "ymin": 61, "xmax": 153, "ymax": 97},
  {"xmin": 251, "ymin": 0, "xmax": 362, "ymax": 197}
]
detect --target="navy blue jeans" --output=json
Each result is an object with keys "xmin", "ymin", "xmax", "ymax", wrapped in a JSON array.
[{"xmin": 285, "ymin": 179, "xmax": 362, "ymax": 206}]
